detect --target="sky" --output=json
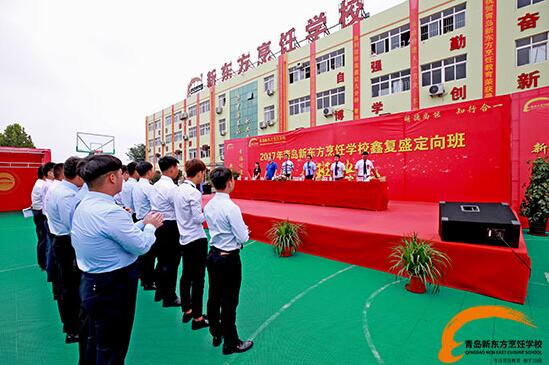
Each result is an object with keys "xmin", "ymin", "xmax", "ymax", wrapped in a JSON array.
[{"xmin": 0, "ymin": 0, "xmax": 404, "ymax": 163}]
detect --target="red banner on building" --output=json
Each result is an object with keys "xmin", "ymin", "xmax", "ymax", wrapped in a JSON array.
[
  {"xmin": 352, "ymin": 22, "xmax": 361, "ymax": 120},
  {"xmin": 409, "ymin": 0, "xmax": 420, "ymax": 110},
  {"xmin": 310, "ymin": 41, "xmax": 317, "ymax": 127},
  {"xmin": 483, "ymin": 0, "xmax": 497, "ymax": 98},
  {"xmin": 225, "ymin": 96, "xmax": 512, "ymax": 203}
]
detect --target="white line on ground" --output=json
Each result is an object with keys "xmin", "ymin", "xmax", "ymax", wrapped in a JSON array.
[
  {"xmin": 362, "ymin": 280, "xmax": 401, "ymax": 365},
  {"xmin": 0, "ymin": 263, "xmax": 37, "ymax": 274}
]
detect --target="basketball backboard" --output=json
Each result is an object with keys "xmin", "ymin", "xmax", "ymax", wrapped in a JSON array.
[{"xmin": 76, "ymin": 132, "xmax": 115, "ymax": 155}]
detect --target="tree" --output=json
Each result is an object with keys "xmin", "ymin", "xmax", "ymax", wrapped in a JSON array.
[
  {"xmin": 0, "ymin": 123, "xmax": 35, "ymax": 148},
  {"xmin": 126, "ymin": 143, "xmax": 146, "ymax": 162}
]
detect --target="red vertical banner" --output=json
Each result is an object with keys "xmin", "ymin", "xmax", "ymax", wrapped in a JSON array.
[
  {"xmin": 196, "ymin": 94, "xmax": 201, "ymax": 157},
  {"xmin": 145, "ymin": 116, "xmax": 149, "ymax": 161},
  {"xmin": 409, "ymin": 0, "xmax": 420, "ymax": 110},
  {"xmin": 183, "ymin": 99, "xmax": 187, "ymax": 164},
  {"xmin": 483, "ymin": 0, "xmax": 497, "ymax": 98},
  {"xmin": 310, "ymin": 41, "xmax": 317, "ymax": 127},
  {"xmin": 152, "ymin": 113, "xmax": 156, "ymax": 162},
  {"xmin": 352, "ymin": 22, "xmax": 361, "ymax": 120},
  {"xmin": 210, "ymin": 86, "xmax": 216, "ymax": 166},
  {"xmin": 171, "ymin": 105, "xmax": 175, "ymax": 153},
  {"xmin": 278, "ymin": 53, "xmax": 288, "ymax": 132},
  {"xmin": 161, "ymin": 110, "xmax": 165, "ymax": 156}
]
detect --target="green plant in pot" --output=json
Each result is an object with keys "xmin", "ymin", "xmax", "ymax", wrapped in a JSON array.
[
  {"xmin": 521, "ymin": 156, "xmax": 549, "ymax": 236},
  {"xmin": 267, "ymin": 220, "xmax": 304, "ymax": 257},
  {"xmin": 389, "ymin": 233, "xmax": 451, "ymax": 294}
]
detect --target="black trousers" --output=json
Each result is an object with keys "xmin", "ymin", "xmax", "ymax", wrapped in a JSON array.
[
  {"xmin": 207, "ymin": 248, "xmax": 242, "ymax": 347},
  {"xmin": 180, "ymin": 238, "xmax": 208, "ymax": 317},
  {"xmin": 32, "ymin": 209, "xmax": 48, "ymax": 269},
  {"xmin": 305, "ymin": 175, "xmax": 314, "ymax": 180},
  {"xmin": 154, "ymin": 220, "xmax": 180, "ymax": 301},
  {"xmin": 80, "ymin": 261, "xmax": 139, "ymax": 365}
]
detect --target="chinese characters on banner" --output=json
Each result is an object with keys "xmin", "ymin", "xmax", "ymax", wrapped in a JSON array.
[
  {"xmin": 483, "ymin": 0, "xmax": 497, "ymax": 98},
  {"xmin": 517, "ymin": 71, "xmax": 540, "ymax": 90},
  {"xmin": 409, "ymin": 0, "xmax": 420, "ymax": 110},
  {"xmin": 352, "ymin": 22, "xmax": 361, "ymax": 120},
  {"xmin": 450, "ymin": 35, "xmax": 466, "ymax": 51}
]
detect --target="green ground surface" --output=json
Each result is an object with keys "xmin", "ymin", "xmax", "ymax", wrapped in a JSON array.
[{"xmin": 0, "ymin": 211, "xmax": 547, "ymax": 365}]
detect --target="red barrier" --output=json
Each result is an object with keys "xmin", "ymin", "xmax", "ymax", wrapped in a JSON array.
[{"xmin": 0, "ymin": 147, "xmax": 51, "ymax": 212}]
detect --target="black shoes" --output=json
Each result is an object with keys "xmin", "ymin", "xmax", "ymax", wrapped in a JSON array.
[
  {"xmin": 222, "ymin": 340, "xmax": 254, "ymax": 355},
  {"xmin": 154, "ymin": 291, "xmax": 162, "ymax": 302},
  {"xmin": 162, "ymin": 297, "xmax": 181, "ymax": 307},
  {"xmin": 191, "ymin": 317, "xmax": 209, "ymax": 330},
  {"xmin": 143, "ymin": 283, "xmax": 157, "ymax": 291},
  {"xmin": 65, "ymin": 333, "xmax": 79, "ymax": 344},
  {"xmin": 182, "ymin": 312, "xmax": 193, "ymax": 323},
  {"xmin": 212, "ymin": 336, "xmax": 222, "ymax": 347}
]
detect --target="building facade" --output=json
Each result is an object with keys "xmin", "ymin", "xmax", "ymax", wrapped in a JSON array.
[{"xmin": 145, "ymin": 0, "xmax": 548, "ymax": 166}]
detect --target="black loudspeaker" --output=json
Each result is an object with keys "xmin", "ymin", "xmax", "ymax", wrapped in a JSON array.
[{"xmin": 439, "ymin": 202, "xmax": 521, "ymax": 247}]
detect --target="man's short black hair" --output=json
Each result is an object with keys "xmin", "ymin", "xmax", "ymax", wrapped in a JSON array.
[
  {"xmin": 362, "ymin": 151, "xmax": 369, "ymax": 156},
  {"xmin": 127, "ymin": 161, "xmax": 137, "ymax": 176},
  {"xmin": 334, "ymin": 154, "xmax": 341, "ymax": 158},
  {"xmin": 43, "ymin": 162, "xmax": 55, "ymax": 176},
  {"xmin": 53, "ymin": 163, "xmax": 64, "ymax": 179},
  {"xmin": 136, "ymin": 161, "xmax": 153, "ymax": 177},
  {"xmin": 210, "ymin": 167, "xmax": 233, "ymax": 190},
  {"xmin": 121, "ymin": 165, "xmax": 128, "ymax": 174},
  {"xmin": 306, "ymin": 154, "xmax": 312, "ymax": 159},
  {"xmin": 63, "ymin": 157, "xmax": 82, "ymax": 179},
  {"xmin": 37, "ymin": 165, "xmax": 44, "ymax": 179},
  {"xmin": 158, "ymin": 156, "xmax": 179, "ymax": 172},
  {"xmin": 78, "ymin": 155, "xmax": 122, "ymax": 184}
]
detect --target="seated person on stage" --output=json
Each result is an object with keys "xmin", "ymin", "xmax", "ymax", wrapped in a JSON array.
[
  {"xmin": 264, "ymin": 157, "xmax": 278, "ymax": 181},
  {"xmin": 252, "ymin": 162, "xmax": 261, "ymax": 180},
  {"xmin": 301, "ymin": 155, "xmax": 317, "ymax": 180},
  {"xmin": 281, "ymin": 154, "xmax": 294, "ymax": 179},
  {"xmin": 355, "ymin": 151, "xmax": 375, "ymax": 182},
  {"xmin": 330, "ymin": 154, "xmax": 345, "ymax": 181}
]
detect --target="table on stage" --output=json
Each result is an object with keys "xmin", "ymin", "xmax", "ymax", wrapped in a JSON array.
[{"xmin": 230, "ymin": 179, "xmax": 388, "ymax": 211}]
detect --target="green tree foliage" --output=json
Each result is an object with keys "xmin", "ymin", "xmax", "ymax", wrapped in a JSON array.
[
  {"xmin": 0, "ymin": 123, "xmax": 35, "ymax": 148},
  {"xmin": 126, "ymin": 143, "xmax": 146, "ymax": 162}
]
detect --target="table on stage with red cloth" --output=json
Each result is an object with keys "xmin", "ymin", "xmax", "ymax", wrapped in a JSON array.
[{"xmin": 230, "ymin": 180, "xmax": 389, "ymax": 211}]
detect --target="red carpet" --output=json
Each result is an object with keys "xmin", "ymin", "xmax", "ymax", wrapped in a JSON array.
[{"xmin": 203, "ymin": 196, "xmax": 530, "ymax": 304}]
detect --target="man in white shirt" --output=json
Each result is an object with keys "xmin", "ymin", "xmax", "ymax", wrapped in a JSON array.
[
  {"xmin": 150, "ymin": 156, "xmax": 181, "ymax": 307},
  {"xmin": 302, "ymin": 154, "xmax": 317, "ymax": 180},
  {"xmin": 113, "ymin": 165, "xmax": 129, "ymax": 207},
  {"xmin": 31, "ymin": 165, "xmax": 48, "ymax": 270},
  {"xmin": 330, "ymin": 154, "xmax": 345, "ymax": 181},
  {"xmin": 120, "ymin": 161, "xmax": 139, "ymax": 221},
  {"xmin": 281, "ymin": 153, "xmax": 294, "ymax": 179},
  {"xmin": 204, "ymin": 167, "xmax": 253, "ymax": 355},
  {"xmin": 173, "ymin": 159, "xmax": 209, "ymax": 330},
  {"xmin": 355, "ymin": 151, "xmax": 375, "ymax": 182}
]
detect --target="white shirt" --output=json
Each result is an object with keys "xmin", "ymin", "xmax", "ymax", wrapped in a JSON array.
[
  {"xmin": 132, "ymin": 178, "xmax": 155, "ymax": 220},
  {"xmin": 204, "ymin": 192, "xmax": 249, "ymax": 251},
  {"xmin": 355, "ymin": 159, "xmax": 375, "ymax": 181},
  {"xmin": 150, "ymin": 175, "xmax": 177, "ymax": 221},
  {"xmin": 42, "ymin": 179, "xmax": 61, "ymax": 219},
  {"xmin": 31, "ymin": 179, "xmax": 45, "ymax": 210},
  {"xmin": 120, "ymin": 177, "xmax": 137, "ymax": 212},
  {"xmin": 46, "ymin": 180, "xmax": 80, "ymax": 236},
  {"xmin": 281, "ymin": 160, "xmax": 294, "ymax": 175},
  {"xmin": 330, "ymin": 162, "xmax": 345, "ymax": 179},
  {"xmin": 173, "ymin": 180, "xmax": 206, "ymax": 245},
  {"xmin": 302, "ymin": 161, "xmax": 317, "ymax": 176}
]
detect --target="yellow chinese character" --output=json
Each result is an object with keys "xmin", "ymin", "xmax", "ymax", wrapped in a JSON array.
[
  {"xmin": 345, "ymin": 160, "xmax": 355, "ymax": 174},
  {"xmin": 326, "ymin": 145, "xmax": 335, "ymax": 157},
  {"xmin": 298, "ymin": 148, "xmax": 308, "ymax": 159},
  {"xmin": 316, "ymin": 146, "xmax": 325, "ymax": 157},
  {"xmin": 433, "ymin": 111, "xmax": 441, "ymax": 119},
  {"xmin": 414, "ymin": 136, "xmax": 429, "ymax": 151},
  {"xmin": 480, "ymin": 103, "xmax": 491, "ymax": 112},
  {"xmin": 413, "ymin": 113, "xmax": 421, "ymax": 121},
  {"xmin": 291, "ymin": 149, "xmax": 298, "ymax": 159},
  {"xmin": 284, "ymin": 150, "xmax": 290, "ymax": 157},
  {"xmin": 358, "ymin": 142, "xmax": 369, "ymax": 154},
  {"xmin": 398, "ymin": 138, "xmax": 413, "ymax": 152},
  {"xmin": 404, "ymin": 115, "xmax": 411, "ymax": 123},
  {"xmin": 384, "ymin": 139, "xmax": 397, "ymax": 153},
  {"xmin": 335, "ymin": 144, "xmax": 345, "ymax": 156},
  {"xmin": 276, "ymin": 151, "xmax": 283, "ymax": 159},
  {"xmin": 423, "ymin": 113, "xmax": 430, "ymax": 120},
  {"xmin": 370, "ymin": 141, "xmax": 383, "ymax": 154},
  {"xmin": 468, "ymin": 105, "xmax": 476, "ymax": 114},
  {"xmin": 307, "ymin": 147, "xmax": 316, "ymax": 158},
  {"xmin": 346, "ymin": 143, "xmax": 358, "ymax": 155},
  {"xmin": 430, "ymin": 135, "xmax": 446, "ymax": 150},
  {"xmin": 532, "ymin": 142, "xmax": 547, "ymax": 155},
  {"xmin": 447, "ymin": 132, "xmax": 466, "ymax": 148},
  {"xmin": 456, "ymin": 108, "xmax": 466, "ymax": 115}
]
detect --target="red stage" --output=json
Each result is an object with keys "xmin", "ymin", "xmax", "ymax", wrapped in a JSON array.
[
  {"xmin": 231, "ymin": 180, "xmax": 388, "ymax": 211},
  {"xmin": 203, "ymin": 195, "xmax": 530, "ymax": 304}
]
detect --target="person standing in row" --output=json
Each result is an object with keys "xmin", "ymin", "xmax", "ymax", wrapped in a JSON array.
[
  {"xmin": 31, "ymin": 165, "xmax": 48, "ymax": 270},
  {"xmin": 281, "ymin": 154, "xmax": 294, "ymax": 179},
  {"xmin": 204, "ymin": 167, "xmax": 253, "ymax": 355},
  {"xmin": 120, "ymin": 161, "xmax": 139, "ymax": 222},
  {"xmin": 72, "ymin": 155, "xmax": 163, "ymax": 365},
  {"xmin": 114, "ymin": 165, "xmax": 128, "ymax": 207},
  {"xmin": 355, "ymin": 151, "xmax": 375, "ymax": 182},
  {"xmin": 302, "ymin": 155, "xmax": 317, "ymax": 180},
  {"xmin": 264, "ymin": 157, "xmax": 278, "ymax": 181},
  {"xmin": 173, "ymin": 159, "xmax": 209, "ymax": 330},
  {"xmin": 46, "ymin": 156, "xmax": 85, "ymax": 344},
  {"xmin": 330, "ymin": 154, "xmax": 345, "ymax": 181},
  {"xmin": 132, "ymin": 161, "xmax": 157, "ymax": 291},
  {"xmin": 252, "ymin": 162, "xmax": 261, "ymax": 180},
  {"xmin": 150, "ymin": 156, "xmax": 181, "ymax": 307}
]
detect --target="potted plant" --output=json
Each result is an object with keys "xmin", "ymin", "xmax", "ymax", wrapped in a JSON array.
[
  {"xmin": 267, "ymin": 220, "xmax": 304, "ymax": 257},
  {"xmin": 521, "ymin": 157, "xmax": 549, "ymax": 236},
  {"xmin": 389, "ymin": 233, "xmax": 451, "ymax": 294}
]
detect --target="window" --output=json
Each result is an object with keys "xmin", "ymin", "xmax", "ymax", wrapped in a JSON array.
[
  {"xmin": 200, "ymin": 123, "xmax": 210, "ymax": 136},
  {"xmin": 317, "ymin": 87, "xmax": 345, "ymax": 109},
  {"xmin": 370, "ymin": 25, "xmax": 410, "ymax": 55},
  {"xmin": 154, "ymin": 120, "xmax": 161, "ymax": 129},
  {"xmin": 173, "ymin": 111, "xmax": 181, "ymax": 123},
  {"xmin": 188, "ymin": 126, "xmax": 197, "ymax": 138},
  {"xmin": 188, "ymin": 105, "xmax": 197, "ymax": 117},
  {"xmin": 148, "ymin": 139, "xmax": 153, "ymax": 147},
  {"xmin": 516, "ymin": 32, "xmax": 548, "ymax": 66},
  {"xmin": 174, "ymin": 131, "xmax": 182, "ymax": 142},
  {"xmin": 289, "ymin": 96, "xmax": 310, "ymax": 115},
  {"xmin": 165, "ymin": 134, "xmax": 172, "ymax": 144},
  {"xmin": 219, "ymin": 144, "xmax": 225, "ymax": 161},
  {"xmin": 264, "ymin": 105, "xmax": 275, "ymax": 121},
  {"xmin": 420, "ymin": 3, "xmax": 466, "ymax": 41},
  {"xmin": 200, "ymin": 100, "xmax": 210, "ymax": 114},
  {"xmin": 316, "ymin": 48, "xmax": 345, "ymax": 74},
  {"xmin": 421, "ymin": 54, "xmax": 467, "ymax": 87},
  {"xmin": 371, "ymin": 70, "xmax": 411, "ymax": 97},
  {"xmin": 148, "ymin": 123, "xmax": 154, "ymax": 131},
  {"xmin": 200, "ymin": 146, "xmax": 210, "ymax": 158},
  {"xmin": 154, "ymin": 137, "xmax": 161, "ymax": 145},
  {"xmin": 289, "ymin": 62, "xmax": 310, "ymax": 84},
  {"xmin": 219, "ymin": 119, "xmax": 226, "ymax": 135},
  {"xmin": 165, "ymin": 115, "xmax": 172, "ymax": 127},
  {"xmin": 189, "ymin": 148, "xmax": 197, "ymax": 159},
  {"xmin": 218, "ymin": 94, "xmax": 226, "ymax": 107},
  {"xmin": 264, "ymin": 75, "xmax": 275, "ymax": 92},
  {"xmin": 518, "ymin": 0, "xmax": 544, "ymax": 8}
]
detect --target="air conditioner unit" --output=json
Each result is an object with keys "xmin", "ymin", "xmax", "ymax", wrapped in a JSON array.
[
  {"xmin": 247, "ymin": 92, "xmax": 254, "ymax": 100},
  {"xmin": 296, "ymin": 62, "xmax": 303, "ymax": 69},
  {"xmin": 220, "ymin": 130, "xmax": 226, "ymax": 136},
  {"xmin": 183, "ymin": 135, "xmax": 189, "ymax": 141},
  {"xmin": 266, "ymin": 88, "xmax": 275, "ymax": 96},
  {"xmin": 216, "ymin": 106, "xmax": 223, "ymax": 114},
  {"xmin": 259, "ymin": 121, "xmax": 268, "ymax": 129},
  {"xmin": 429, "ymin": 83, "xmax": 445, "ymax": 96},
  {"xmin": 180, "ymin": 112, "xmax": 188, "ymax": 120},
  {"xmin": 267, "ymin": 119, "xmax": 276, "ymax": 127},
  {"xmin": 323, "ymin": 107, "xmax": 334, "ymax": 117}
]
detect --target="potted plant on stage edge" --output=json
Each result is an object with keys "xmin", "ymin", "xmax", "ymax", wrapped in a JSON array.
[
  {"xmin": 267, "ymin": 220, "xmax": 304, "ymax": 257},
  {"xmin": 521, "ymin": 157, "xmax": 549, "ymax": 236},
  {"xmin": 389, "ymin": 233, "xmax": 451, "ymax": 294}
]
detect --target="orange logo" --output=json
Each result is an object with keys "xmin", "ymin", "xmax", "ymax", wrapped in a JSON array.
[
  {"xmin": 0, "ymin": 172, "xmax": 16, "ymax": 192},
  {"xmin": 438, "ymin": 306, "xmax": 536, "ymax": 363},
  {"xmin": 523, "ymin": 97, "xmax": 549, "ymax": 113},
  {"xmin": 248, "ymin": 138, "xmax": 259, "ymax": 147}
]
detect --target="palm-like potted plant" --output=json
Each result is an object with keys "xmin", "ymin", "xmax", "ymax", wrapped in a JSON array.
[
  {"xmin": 521, "ymin": 157, "xmax": 549, "ymax": 236},
  {"xmin": 389, "ymin": 233, "xmax": 451, "ymax": 294},
  {"xmin": 267, "ymin": 220, "xmax": 304, "ymax": 257}
]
